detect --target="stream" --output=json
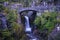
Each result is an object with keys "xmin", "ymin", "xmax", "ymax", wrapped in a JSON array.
[{"xmin": 24, "ymin": 16, "xmax": 38, "ymax": 40}]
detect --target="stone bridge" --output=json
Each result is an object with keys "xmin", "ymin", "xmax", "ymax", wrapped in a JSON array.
[
  {"xmin": 18, "ymin": 5, "xmax": 54, "ymax": 14},
  {"xmin": 18, "ymin": 7, "xmax": 38, "ymax": 14},
  {"xmin": 17, "ymin": 7, "xmax": 39, "ymax": 25}
]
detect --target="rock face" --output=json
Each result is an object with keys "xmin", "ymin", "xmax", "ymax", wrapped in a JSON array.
[
  {"xmin": 0, "ymin": 13, "xmax": 7, "ymax": 30},
  {"xmin": 48, "ymin": 24, "xmax": 60, "ymax": 40},
  {"xmin": 29, "ymin": 11, "xmax": 36, "ymax": 25}
]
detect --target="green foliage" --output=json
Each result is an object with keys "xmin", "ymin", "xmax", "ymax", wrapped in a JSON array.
[
  {"xmin": 0, "ymin": 4, "xmax": 5, "ymax": 12},
  {"xmin": 34, "ymin": 12, "xmax": 57, "ymax": 33},
  {"xmin": 6, "ymin": 10, "xmax": 17, "ymax": 22},
  {"xmin": 0, "ymin": 0, "xmax": 8, "ymax": 2},
  {"xmin": 0, "ymin": 7, "xmax": 24, "ymax": 40},
  {"xmin": 2, "ymin": 30, "xmax": 11, "ymax": 37},
  {"xmin": 6, "ymin": 9, "xmax": 24, "ymax": 40}
]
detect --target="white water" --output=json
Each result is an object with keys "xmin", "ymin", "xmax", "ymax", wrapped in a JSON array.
[
  {"xmin": 24, "ymin": 16, "xmax": 31, "ymax": 32},
  {"xmin": 24, "ymin": 16, "xmax": 38, "ymax": 40}
]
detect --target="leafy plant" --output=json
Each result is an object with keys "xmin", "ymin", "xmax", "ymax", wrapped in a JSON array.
[
  {"xmin": 0, "ymin": 4, "xmax": 5, "ymax": 12},
  {"xmin": 34, "ymin": 12, "xmax": 57, "ymax": 33}
]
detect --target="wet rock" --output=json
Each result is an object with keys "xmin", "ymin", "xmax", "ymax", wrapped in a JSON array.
[{"xmin": 0, "ymin": 14, "xmax": 7, "ymax": 30}]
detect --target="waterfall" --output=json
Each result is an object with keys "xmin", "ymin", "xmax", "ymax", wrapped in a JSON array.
[
  {"xmin": 24, "ymin": 16, "xmax": 39, "ymax": 40},
  {"xmin": 24, "ymin": 16, "xmax": 31, "ymax": 32}
]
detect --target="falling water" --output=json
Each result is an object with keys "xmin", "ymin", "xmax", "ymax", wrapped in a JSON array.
[
  {"xmin": 24, "ymin": 16, "xmax": 31, "ymax": 32},
  {"xmin": 24, "ymin": 16, "xmax": 38, "ymax": 40}
]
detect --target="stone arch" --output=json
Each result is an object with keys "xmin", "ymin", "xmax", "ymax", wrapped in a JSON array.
[
  {"xmin": 19, "ymin": 9, "xmax": 38, "ymax": 15},
  {"xmin": 19, "ymin": 8, "xmax": 38, "ymax": 25}
]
